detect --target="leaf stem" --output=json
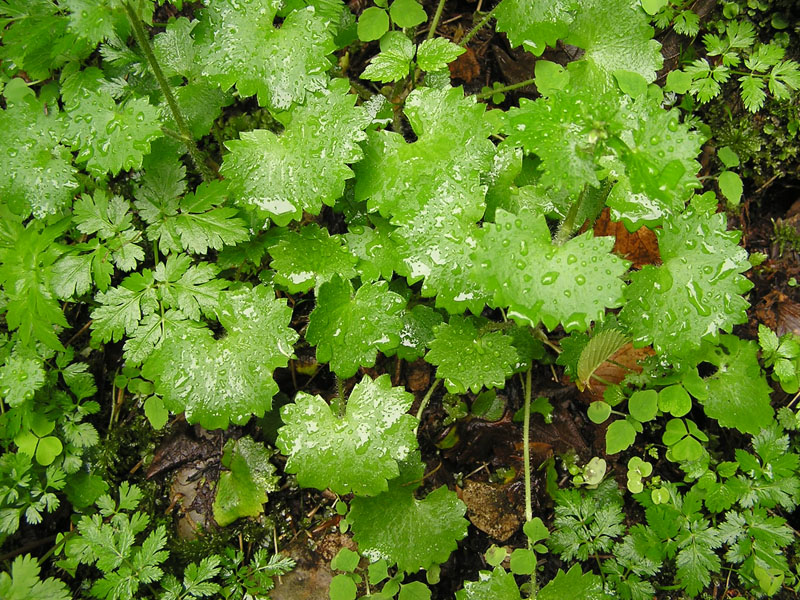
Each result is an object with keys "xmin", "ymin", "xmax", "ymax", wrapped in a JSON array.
[
  {"xmin": 122, "ymin": 1, "xmax": 216, "ymax": 182},
  {"xmin": 555, "ymin": 185, "xmax": 585, "ymax": 245},
  {"xmin": 415, "ymin": 378, "xmax": 442, "ymax": 424},
  {"xmin": 459, "ymin": 5, "xmax": 499, "ymax": 48},
  {"xmin": 523, "ymin": 364, "xmax": 537, "ymax": 595},
  {"xmin": 475, "ymin": 77, "xmax": 536, "ymax": 99},
  {"xmin": 427, "ymin": 0, "xmax": 448, "ymax": 41}
]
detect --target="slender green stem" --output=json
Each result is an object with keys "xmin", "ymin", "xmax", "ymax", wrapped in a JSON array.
[
  {"xmin": 555, "ymin": 185, "xmax": 585, "ymax": 245},
  {"xmin": 475, "ymin": 76, "xmax": 536, "ymax": 99},
  {"xmin": 523, "ymin": 366, "xmax": 533, "ymax": 525},
  {"xmin": 415, "ymin": 378, "xmax": 442, "ymax": 424},
  {"xmin": 122, "ymin": 2, "xmax": 215, "ymax": 182},
  {"xmin": 337, "ymin": 376, "xmax": 345, "ymax": 402},
  {"xmin": 459, "ymin": 5, "xmax": 499, "ymax": 47},
  {"xmin": 427, "ymin": 0, "xmax": 447, "ymax": 40}
]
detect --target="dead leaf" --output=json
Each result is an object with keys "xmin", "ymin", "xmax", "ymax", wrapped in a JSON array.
[
  {"xmin": 449, "ymin": 47, "xmax": 480, "ymax": 83},
  {"xmin": 594, "ymin": 208, "xmax": 661, "ymax": 269},
  {"xmin": 459, "ymin": 480, "xmax": 522, "ymax": 542},
  {"xmin": 580, "ymin": 342, "xmax": 655, "ymax": 403},
  {"xmin": 777, "ymin": 294, "xmax": 800, "ymax": 337}
]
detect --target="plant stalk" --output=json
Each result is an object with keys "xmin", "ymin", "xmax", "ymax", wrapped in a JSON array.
[
  {"xmin": 427, "ymin": 0, "xmax": 448, "ymax": 40},
  {"xmin": 475, "ymin": 76, "xmax": 537, "ymax": 99},
  {"xmin": 459, "ymin": 5, "xmax": 499, "ymax": 47},
  {"xmin": 523, "ymin": 366, "xmax": 533, "ymax": 525},
  {"xmin": 415, "ymin": 378, "xmax": 442, "ymax": 426},
  {"xmin": 122, "ymin": 2, "xmax": 215, "ymax": 182},
  {"xmin": 555, "ymin": 185, "xmax": 585, "ymax": 245}
]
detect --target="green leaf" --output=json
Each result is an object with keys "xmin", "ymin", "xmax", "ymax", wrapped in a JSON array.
[
  {"xmin": 390, "ymin": 0, "xmax": 426, "ymax": 28},
  {"xmin": 692, "ymin": 336, "xmax": 774, "ymax": 435},
  {"xmin": 344, "ymin": 216, "xmax": 401, "ymax": 282},
  {"xmin": 628, "ymin": 389, "xmax": 658, "ymax": 422},
  {"xmin": 675, "ymin": 519, "xmax": 722, "ymax": 596},
  {"xmin": 509, "ymin": 548, "xmax": 536, "ymax": 575},
  {"xmin": 619, "ymin": 200, "xmax": 753, "ymax": 358},
  {"xmin": 606, "ymin": 419, "xmax": 637, "ymax": 454},
  {"xmin": 473, "ymin": 209, "xmax": 629, "ymax": 332},
  {"xmin": 62, "ymin": 70, "xmax": 162, "ymax": 176},
  {"xmin": 665, "ymin": 69, "xmax": 693, "ymax": 94},
  {"xmin": 0, "ymin": 554, "xmax": 71, "ymax": 600},
  {"xmin": 0, "ymin": 94, "xmax": 77, "ymax": 219},
  {"xmin": 195, "ymin": 0, "xmax": 334, "ymax": 110},
  {"xmin": 576, "ymin": 329, "xmax": 629, "ymax": 390},
  {"xmin": 718, "ymin": 171, "xmax": 743, "ymax": 206},
  {"xmin": 269, "ymin": 224, "xmax": 357, "ymax": 293},
  {"xmin": 398, "ymin": 581, "xmax": 431, "ymax": 600},
  {"xmin": 0, "ymin": 353, "xmax": 45, "ymax": 407},
  {"xmin": 222, "ymin": 78, "xmax": 369, "ymax": 226},
  {"xmin": 534, "ymin": 60, "xmax": 571, "ymax": 96},
  {"xmin": 658, "ymin": 385, "xmax": 691, "ymax": 418},
  {"xmin": 494, "ymin": 0, "xmax": 576, "ymax": 56},
  {"xmin": 358, "ymin": 6, "xmax": 389, "ymax": 41},
  {"xmin": 640, "ymin": 0, "xmax": 666, "ymax": 15},
  {"xmin": 331, "ymin": 548, "xmax": 360, "ymax": 572},
  {"xmin": 387, "ymin": 304, "xmax": 444, "ymax": 362},
  {"xmin": 588, "ymin": 401, "xmax": 612, "ymax": 424},
  {"xmin": 416, "ymin": 38, "xmax": 465, "ymax": 72},
  {"xmin": 142, "ymin": 286, "xmax": 298, "ymax": 429},
  {"xmin": 458, "ymin": 567, "xmax": 521, "ymax": 599},
  {"xmin": 143, "ymin": 396, "xmax": 169, "ymax": 430},
  {"xmin": 329, "ymin": 574, "xmax": 358, "ymax": 600},
  {"xmin": 153, "ymin": 17, "xmax": 200, "ymax": 79},
  {"xmin": 213, "ymin": 437, "xmax": 279, "ymax": 527},
  {"xmin": 717, "ymin": 146, "xmax": 740, "ymax": 168},
  {"xmin": 538, "ymin": 564, "xmax": 610, "ymax": 600},
  {"xmin": 306, "ymin": 276, "xmax": 405, "ymax": 378},
  {"xmin": 354, "ymin": 86, "xmax": 495, "ymax": 225},
  {"xmin": 277, "ymin": 374, "xmax": 417, "ymax": 495},
  {"xmin": 740, "ymin": 75, "xmax": 766, "ymax": 112},
  {"xmin": 614, "ymin": 70, "xmax": 648, "ymax": 97},
  {"xmin": 348, "ymin": 457, "xmax": 468, "ymax": 572},
  {"xmin": 362, "ymin": 32, "xmax": 415, "ymax": 83},
  {"xmin": 426, "ymin": 316, "xmax": 517, "ymax": 394}
]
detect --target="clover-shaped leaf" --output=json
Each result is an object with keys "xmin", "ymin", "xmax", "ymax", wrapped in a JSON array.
[
  {"xmin": 277, "ymin": 375, "xmax": 417, "ymax": 496},
  {"xmin": 348, "ymin": 456, "xmax": 468, "ymax": 572},
  {"xmin": 222, "ymin": 79, "xmax": 369, "ymax": 225},
  {"xmin": 619, "ymin": 199, "xmax": 753, "ymax": 358},
  {"xmin": 142, "ymin": 286, "xmax": 297, "ymax": 430},
  {"xmin": 306, "ymin": 276, "xmax": 406, "ymax": 378},
  {"xmin": 426, "ymin": 316, "xmax": 518, "ymax": 394},
  {"xmin": 473, "ymin": 209, "xmax": 629, "ymax": 332}
]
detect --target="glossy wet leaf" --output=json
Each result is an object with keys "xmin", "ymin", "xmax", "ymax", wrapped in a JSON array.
[
  {"xmin": 348, "ymin": 457, "xmax": 468, "ymax": 572},
  {"xmin": 538, "ymin": 564, "xmax": 610, "ymax": 600},
  {"xmin": 362, "ymin": 32, "xmax": 414, "ymax": 83},
  {"xmin": 494, "ymin": 0, "xmax": 576, "ymax": 56},
  {"xmin": 473, "ymin": 209, "xmax": 629, "ymax": 332},
  {"xmin": 142, "ymin": 286, "xmax": 297, "ymax": 429},
  {"xmin": 619, "ymin": 200, "xmax": 753, "ymax": 359},
  {"xmin": 387, "ymin": 304, "xmax": 444, "ymax": 362},
  {"xmin": 195, "ymin": 0, "xmax": 334, "ymax": 110},
  {"xmin": 416, "ymin": 38, "xmax": 465, "ymax": 72},
  {"xmin": 0, "ymin": 354, "xmax": 46, "ymax": 407},
  {"xmin": 277, "ymin": 374, "xmax": 417, "ymax": 495},
  {"xmin": 425, "ymin": 316, "xmax": 517, "ymax": 394},
  {"xmin": 456, "ymin": 567, "xmax": 521, "ymax": 600},
  {"xmin": 306, "ymin": 276, "xmax": 405, "ymax": 378},
  {"xmin": 213, "ymin": 437, "xmax": 279, "ymax": 526}
]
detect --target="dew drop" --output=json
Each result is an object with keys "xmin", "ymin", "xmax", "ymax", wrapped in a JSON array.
[{"xmin": 541, "ymin": 271, "xmax": 559, "ymax": 285}]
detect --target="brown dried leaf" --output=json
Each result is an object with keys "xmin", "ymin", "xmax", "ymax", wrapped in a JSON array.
[
  {"xmin": 594, "ymin": 208, "xmax": 660, "ymax": 269},
  {"xmin": 777, "ymin": 295, "xmax": 800, "ymax": 337},
  {"xmin": 580, "ymin": 342, "xmax": 655, "ymax": 403},
  {"xmin": 459, "ymin": 480, "xmax": 522, "ymax": 542},
  {"xmin": 449, "ymin": 47, "xmax": 480, "ymax": 83}
]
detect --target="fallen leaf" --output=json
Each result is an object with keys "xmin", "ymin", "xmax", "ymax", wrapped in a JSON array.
[
  {"xmin": 594, "ymin": 208, "xmax": 660, "ymax": 268},
  {"xmin": 449, "ymin": 47, "xmax": 480, "ymax": 83}
]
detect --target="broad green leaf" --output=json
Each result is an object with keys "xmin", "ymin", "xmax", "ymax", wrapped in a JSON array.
[
  {"xmin": 425, "ymin": 316, "xmax": 517, "ymax": 394},
  {"xmin": 457, "ymin": 567, "xmax": 521, "ymax": 600},
  {"xmin": 473, "ymin": 209, "xmax": 629, "ymax": 332},
  {"xmin": 619, "ymin": 200, "xmax": 752, "ymax": 358},
  {"xmin": 387, "ymin": 305, "xmax": 444, "ymax": 362},
  {"xmin": 389, "ymin": 0, "xmax": 426, "ymax": 28},
  {"xmin": 588, "ymin": 401, "xmax": 611, "ymax": 424},
  {"xmin": 718, "ymin": 171, "xmax": 743, "ymax": 206},
  {"xmin": 195, "ymin": 0, "xmax": 334, "ymax": 110},
  {"xmin": 0, "ymin": 94, "xmax": 78, "ymax": 219},
  {"xmin": 269, "ymin": 224, "xmax": 357, "ymax": 293},
  {"xmin": 344, "ymin": 216, "xmax": 401, "ymax": 282},
  {"xmin": 306, "ymin": 276, "xmax": 405, "ymax": 378},
  {"xmin": 362, "ymin": 32, "xmax": 415, "ymax": 83},
  {"xmin": 153, "ymin": 17, "xmax": 200, "ymax": 80},
  {"xmin": 538, "ymin": 565, "xmax": 610, "ymax": 600},
  {"xmin": 566, "ymin": 0, "xmax": 662, "ymax": 84},
  {"xmin": 606, "ymin": 419, "xmax": 637, "ymax": 454},
  {"xmin": 142, "ymin": 286, "xmax": 298, "ymax": 429},
  {"xmin": 277, "ymin": 374, "xmax": 417, "ymax": 495},
  {"xmin": 494, "ymin": 0, "xmax": 576, "ymax": 56},
  {"xmin": 62, "ymin": 69, "xmax": 162, "ymax": 176},
  {"xmin": 358, "ymin": 6, "xmax": 389, "ymax": 41},
  {"xmin": 658, "ymin": 385, "xmax": 691, "ymax": 417},
  {"xmin": 628, "ymin": 389, "xmax": 658, "ymax": 422},
  {"xmin": 416, "ymin": 38, "xmax": 465, "ymax": 72},
  {"xmin": 354, "ymin": 86, "xmax": 495, "ymax": 226},
  {"xmin": 222, "ymin": 79, "xmax": 368, "ymax": 226},
  {"xmin": 213, "ymin": 437, "xmax": 279, "ymax": 526},
  {"xmin": 0, "ymin": 353, "xmax": 45, "ymax": 407},
  {"xmin": 691, "ymin": 336, "xmax": 774, "ymax": 434},
  {"xmin": 348, "ymin": 457, "xmax": 468, "ymax": 572}
]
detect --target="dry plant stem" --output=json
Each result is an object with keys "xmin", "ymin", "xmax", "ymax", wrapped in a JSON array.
[
  {"xmin": 123, "ymin": 2, "xmax": 216, "ymax": 182},
  {"xmin": 459, "ymin": 5, "xmax": 499, "ymax": 47}
]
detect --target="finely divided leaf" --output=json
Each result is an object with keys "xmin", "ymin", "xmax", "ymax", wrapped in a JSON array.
[{"xmin": 277, "ymin": 374, "xmax": 417, "ymax": 495}]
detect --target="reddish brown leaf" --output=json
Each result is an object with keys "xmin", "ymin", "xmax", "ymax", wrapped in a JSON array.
[
  {"xmin": 580, "ymin": 343, "xmax": 655, "ymax": 403},
  {"xmin": 594, "ymin": 208, "xmax": 661, "ymax": 269},
  {"xmin": 449, "ymin": 47, "xmax": 480, "ymax": 83}
]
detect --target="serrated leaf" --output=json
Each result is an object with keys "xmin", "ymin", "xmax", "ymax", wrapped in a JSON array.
[
  {"xmin": 0, "ymin": 94, "xmax": 78, "ymax": 219},
  {"xmin": 153, "ymin": 17, "xmax": 200, "ymax": 80},
  {"xmin": 0, "ymin": 354, "xmax": 46, "ymax": 407},
  {"xmin": 619, "ymin": 201, "xmax": 753, "ymax": 358},
  {"xmin": 416, "ymin": 38, "xmax": 465, "ymax": 72},
  {"xmin": 473, "ymin": 209, "xmax": 629, "ymax": 332},
  {"xmin": 425, "ymin": 316, "xmax": 517, "ymax": 394},
  {"xmin": 576, "ymin": 329, "xmax": 629, "ymax": 390},
  {"xmin": 354, "ymin": 86, "xmax": 495, "ymax": 226},
  {"xmin": 0, "ymin": 554, "xmax": 71, "ymax": 600},
  {"xmin": 306, "ymin": 276, "xmax": 405, "ymax": 378},
  {"xmin": 62, "ymin": 70, "xmax": 162, "ymax": 176},
  {"xmin": 387, "ymin": 304, "xmax": 444, "ymax": 362},
  {"xmin": 277, "ymin": 374, "xmax": 417, "ymax": 495},
  {"xmin": 740, "ymin": 76, "xmax": 766, "ymax": 112},
  {"xmin": 494, "ymin": 0, "xmax": 576, "ymax": 56},
  {"xmin": 142, "ymin": 286, "xmax": 298, "ymax": 429},
  {"xmin": 195, "ymin": 0, "xmax": 334, "ymax": 110},
  {"xmin": 348, "ymin": 457, "xmax": 468, "ymax": 572},
  {"xmin": 538, "ymin": 564, "xmax": 610, "ymax": 600},
  {"xmin": 344, "ymin": 216, "xmax": 400, "ymax": 282},
  {"xmin": 269, "ymin": 224, "xmax": 357, "ymax": 293},
  {"xmin": 213, "ymin": 437, "xmax": 279, "ymax": 526},
  {"xmin": 362, "ymin": 31, "xmax": 415, "ymax": 83},
  {"xmin": 222, "ymin": 79, "xmax": 368, "ymax": 226},
  {"xmin": 675, "ymin": 519, "xmax": 722, "ymax": 596},
  {"xmin": 458, "ymin": 567, "xmax": 521, "ymax": 600}
]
